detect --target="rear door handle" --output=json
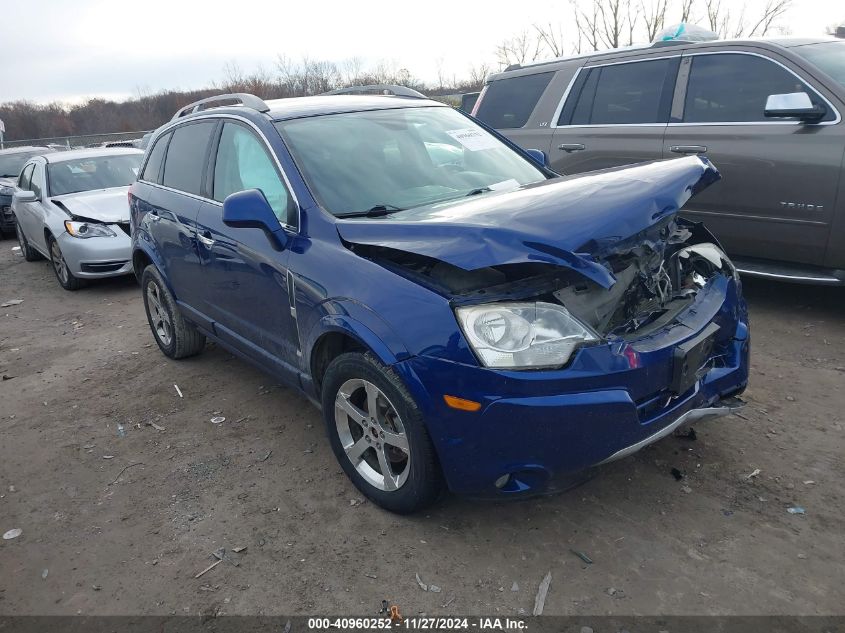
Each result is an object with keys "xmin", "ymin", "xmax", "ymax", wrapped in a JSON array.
[
  {"xmin": 670, "ymin": 145, "xmax": 707, "ymax": 154},
  {"xmin": 558, "ymin": 143, "xmax": 586, "ymax": 152},
  {"xmin": 197, "ymin": 230, "xmax": 214, "ymax": 247}
]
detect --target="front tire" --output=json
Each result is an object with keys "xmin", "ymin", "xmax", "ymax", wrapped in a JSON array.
[
  {"xmin": 141, "ymin": 265, "xmax": 206, "ymax": 359},
  {"xmin": 16, "ymin": 223, "xmax": 41, "ymax": 262},
  {"xmin": 321, "ymin": 352, "xmax": 444, "ymax": 514},
  {"xmin": 48, "ymin": 236, "xmax": 83, "ymax": 290}
]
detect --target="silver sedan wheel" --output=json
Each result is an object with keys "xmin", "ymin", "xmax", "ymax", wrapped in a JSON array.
[
  {"xmin": 146, "ymin": 282, "xmax": 173, "ymax": 346},
  {"xmin": 50, "ymin": 240, "xmax": 69, "ymax": 285},
  {"xmin": 334, "ymin": 378, "xmax": 411, "ymax": 492}
]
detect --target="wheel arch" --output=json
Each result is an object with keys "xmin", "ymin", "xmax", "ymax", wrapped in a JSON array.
[{"xmin": 305, "ymin": 310, "xmax": 410, "ymax": 397}]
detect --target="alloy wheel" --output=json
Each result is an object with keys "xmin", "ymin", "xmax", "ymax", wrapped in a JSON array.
[
  {"xmin": 334, "ymin": 378, "xmax": 411, "ymax": 492},
  {"xmin": 50, "ymin": 240, "xmax": 69, "ymax": 285},
  {"xmin": 146, "ymin": 282, "xmax": 173, "ymax": 346}
]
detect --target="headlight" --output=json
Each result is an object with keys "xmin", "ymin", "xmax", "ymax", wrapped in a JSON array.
[
  {"xmin": 455, "ymin": 302, "xmax": 599, "ymax": 369},
  {"xmin": 64, "ymin": 220, "xmax": 116, "ymax": 238},
  {"xmin": 0, "ymin": 186, "xmax": 14, "ymax": 196}
]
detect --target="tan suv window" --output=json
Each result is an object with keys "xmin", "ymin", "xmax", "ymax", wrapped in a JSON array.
[{"xmin": 683, "ymin": 53, "xmax": 833, "ymax": 123}]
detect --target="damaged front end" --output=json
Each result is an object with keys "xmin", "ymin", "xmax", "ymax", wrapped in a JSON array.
[
  {"xmin": 351, "ymin": 218, "xmax": 736, "ymax": 369},
  {"xmin": 339, "ymin": 156, "xmax": 737, "ymax": 370}
]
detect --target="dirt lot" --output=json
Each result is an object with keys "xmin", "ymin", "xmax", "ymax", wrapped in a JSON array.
[{"xmin": 1, "ymin": 239, "xmax": 843, "ymax": 617}]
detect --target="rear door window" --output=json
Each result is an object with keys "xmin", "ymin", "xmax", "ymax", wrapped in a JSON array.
[
  {"xmin": 566, "ymin": 58, "xmax": 675, "ymax": 125},
  {"xmin": 162, "ymin": 121, "xmax": 216, "ymax": 195},
  {"xmin": 475, "ymin": 72, "xmax": 554, "ymax": 129},
  {"xmin": 682, "ymin": 53, "xmax": 834, "ymax": 123},
  {"xmin": 141, "ymin": 132, "xmax": 171, "ymax": 184}
]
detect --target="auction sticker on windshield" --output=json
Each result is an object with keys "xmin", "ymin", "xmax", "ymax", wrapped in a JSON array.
[{"xmin": 445, "ymin": 128, "xmax": 499, "ymax": 151}]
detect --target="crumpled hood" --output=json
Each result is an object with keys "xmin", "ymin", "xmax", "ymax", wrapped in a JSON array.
[
  {"xmin": 336, "ymin": 156, "xmax": 720, "ymax": 288},
  {"xmin": 51, "ymin": 186, "xmax": 131, "ymax": 223},
  {"xmin": 0, "ymin": 177, "xmax": 16, "ymax": 189}
]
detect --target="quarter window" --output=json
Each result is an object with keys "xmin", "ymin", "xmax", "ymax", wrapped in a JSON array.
[
  {"xmin": 141, "ymin": 132, "xmax": 171, "ymax": 184},
  {"xmin": 212, "ymin": 122, "xmax": 295, "ymax": 226},
  {"xmin": 682, "ymin": 53, "xmax": 833, "ymax": 123},
  {"xmin": 567, "ymin": 58, "xmax": 674, "ymax": 125},
  {"xmin": 18, "ymin": 163, "xmax": 34, "ymax": 191},
  {"xmin": 474, "ymin": 72, "xmax": 554, "ymax": 129},
  {"xmin": 162, "ymin": 121, "xmax": 216, "ymax": 195},
  {"xmin": 30, "ymin": 166, "xmax": 44, "ymax": 199}
]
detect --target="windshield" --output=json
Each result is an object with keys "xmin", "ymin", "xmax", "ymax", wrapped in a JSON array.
[
  {"xmin": 793, "ymin": 41, "xmax": 845, "ymax": 89},
  {"xmin": 0, "ymin": 152, "xmax": 40, "ymax": 178},
  {"xmin": 275, "ymin": 106, "xmax": 546, "ymax": 217},
  {"xmin": 48, "ymin": 154, "xmax": 141, "ymax": 196}
]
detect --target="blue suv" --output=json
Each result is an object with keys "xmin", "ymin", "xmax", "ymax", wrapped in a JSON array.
[{"xmin": 129, "ymin": 92, "xmax": 749, "ymax": 513}]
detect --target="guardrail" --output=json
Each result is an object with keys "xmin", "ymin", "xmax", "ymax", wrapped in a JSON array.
[{"xmin": 1, "ymin": 130, "xmax": 152, "ymax": 150}]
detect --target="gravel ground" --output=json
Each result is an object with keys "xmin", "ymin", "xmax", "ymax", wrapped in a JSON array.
[{"xmin": 1, "ymin": 239, "xmax": 843, "ymax": 617}]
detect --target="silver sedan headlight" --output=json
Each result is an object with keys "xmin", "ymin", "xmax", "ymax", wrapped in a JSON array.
[
  {"xmin": 0, "ymin": 186, "xmax": 14, "ymax": 196},
  {"xmin": 455, "ymin": 302, "xmax": 599, "ymax": 369},
  {"xmin": 64, "ymin": 220, "xmax": 116, "ymax": 238}
]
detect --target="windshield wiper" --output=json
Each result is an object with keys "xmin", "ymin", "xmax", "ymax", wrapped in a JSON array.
[
  {"xmin": 464, "ymin": 187, "xmax": 492, "ymax": 197},
  {"xmin": 337, "ymin": 204, "xmax": 404, "ymax": 218}
]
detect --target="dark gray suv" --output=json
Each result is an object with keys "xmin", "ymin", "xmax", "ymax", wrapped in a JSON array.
[{"xmin": 473, "ymin": 38, "xmax": 845, "ymax": 285}]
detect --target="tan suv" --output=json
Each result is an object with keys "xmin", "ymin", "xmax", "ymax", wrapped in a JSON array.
[{"xmin": 473, "ymin": 38, "xmax": 845, "ymax": 285}]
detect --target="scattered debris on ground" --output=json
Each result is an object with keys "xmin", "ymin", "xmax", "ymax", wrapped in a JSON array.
[{"xmin": 533, "ymin": 572, "xmax": 552, "ymax": 616}]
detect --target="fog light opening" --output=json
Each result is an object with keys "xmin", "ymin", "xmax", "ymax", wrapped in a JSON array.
[{"xmin": 494, "ymin": 473, "xmax": 511, "ymax": 489}]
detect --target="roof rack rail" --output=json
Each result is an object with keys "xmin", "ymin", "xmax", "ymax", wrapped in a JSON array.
[
  {"xmin": 650, "ymin": 39, "xmax": 693, "ymax": 47},
  {"xmin": 171, "ymin": 93, "xmax": 270, "ymax": 120},
  {"xmin": 322, "ymin": 84, "xmax": 427, "ymax": 98}
]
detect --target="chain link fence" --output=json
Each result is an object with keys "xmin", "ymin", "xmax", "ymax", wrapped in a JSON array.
[{"xmin": 1, "ymin": 130, "xmax": 152, "ymax": 151}]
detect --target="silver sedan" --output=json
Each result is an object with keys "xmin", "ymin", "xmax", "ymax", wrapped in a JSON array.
[{"xmin": 12, "ymin": 148, "xmax": 143, "ymax": 290}]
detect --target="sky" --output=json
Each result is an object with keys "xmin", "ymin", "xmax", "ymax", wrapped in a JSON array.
[{"xmin": 0, "ymin": 0, "xmax": 840, "ymax": 105}]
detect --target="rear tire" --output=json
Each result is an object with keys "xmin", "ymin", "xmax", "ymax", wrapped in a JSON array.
[
  {"xmin": 48, "ymin": 235, "xmax": 84, "ymax": 290},
  {"xmin": 321, "ymin": 352, "xmax": 444, "ymax": 514},
  {"xmin": 16, "ymin": 222, "xmax": 41, "ymax": 262},
  {"xmin": 141, "ymin": 265, "xmax": 206, "ymax": 359}
]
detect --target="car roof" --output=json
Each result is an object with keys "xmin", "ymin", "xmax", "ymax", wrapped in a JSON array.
[
  {"xmin": 42, "ymin": 147, "xmax": 143, "ymax": 164},
  {"xmin": 488, "ymin": 37, "xmax": 838, "ymax": 80},
  {"xmin": 263, "ymin": 95, "xmax": 448, "ymax": 121},
  {"xmin": 0, "ymin": 145, "xmax": 51, "ymax": 155}
]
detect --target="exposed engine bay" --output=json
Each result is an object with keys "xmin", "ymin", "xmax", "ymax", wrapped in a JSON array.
[{"xmin": 350, "ymin": 218, "xmax": 735, "ymax": 339}]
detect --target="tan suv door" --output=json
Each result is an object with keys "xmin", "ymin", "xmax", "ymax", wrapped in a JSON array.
[
  {"xmin": 664, "ymin": 49, "xmax": 843, "ymax": 268},
  {"xmin": 549, "ymin": 54, "xmax": 680, "ymax": 174}
]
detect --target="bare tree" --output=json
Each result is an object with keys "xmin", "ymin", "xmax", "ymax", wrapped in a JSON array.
[
  {"xmin": 571, "ymin": 0, "xmax": 603, "ymax": 52},
  {"xmin": 468, "ymin": 63, "xmax": 491, "ymax": 87},
  {"xmin": 746, "ymin": 0, "xmax": 792, "ymax": 36},
  {"xmin": 641, "ymin": 0, "xmax": 668, "ymax": 41},
  {"xmin": 535, "ymin": 22, "xmax": 568, "ymax": 57},
  {"xmin": 703, "ymin": 0, "xmax": 790, "ymax": 38},
  {"xmin": 678, "ymin": 0, "xmax": 695, "ymax": 22},
  {"xmin": 495, "ymin": 30, "xmax": 544, "ymax": 68}
]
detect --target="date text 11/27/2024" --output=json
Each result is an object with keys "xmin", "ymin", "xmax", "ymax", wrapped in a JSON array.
[{"xmin": 307, "ymin": 617, "xmax": 527, "ymax": 630}]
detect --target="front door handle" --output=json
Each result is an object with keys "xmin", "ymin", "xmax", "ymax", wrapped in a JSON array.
[
  {"xmin": 558, "ymin": 143, "xmax": 586, "ymax": 153},
  {"xmin": 670, "ymin": 145, "xmax": 708, "ymax": 154},
  {"xmin": 197, "ymin": 230, "xmax": 214, "ymax": 247}
]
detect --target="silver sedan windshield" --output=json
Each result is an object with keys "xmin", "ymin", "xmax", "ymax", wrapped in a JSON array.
[{"xmin": 48, "ymin": 154, "xmax": 141, "ymax": 196}]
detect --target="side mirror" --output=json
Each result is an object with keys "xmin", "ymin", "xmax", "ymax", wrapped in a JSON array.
[
  {"xmin": 13, "ymin": 190, "xmax": 37, "ymax": 203},
  {"xmin": 222, "ymin": 189, "xmax": 287, "ymax": 250},
  {"xmin": 764, "ymin": 92, "xmax": 826, "ymax": 122},
  {"xmin": 525, "ymin": 148, "xmax": 549, "ymax": 167}
]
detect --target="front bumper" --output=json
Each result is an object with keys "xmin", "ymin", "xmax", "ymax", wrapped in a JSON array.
[
  {"xmin": 56, "ymin": 228, "xmax": 133, "ymax": 278},
  {"xmin": 393, "ymin": 275, "xmax": 750, "ymax": 496}
]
